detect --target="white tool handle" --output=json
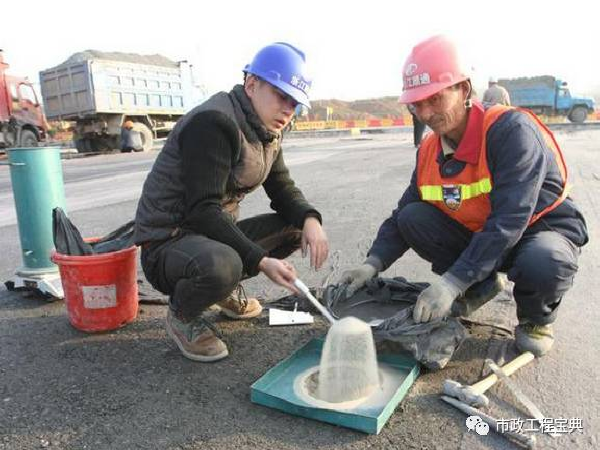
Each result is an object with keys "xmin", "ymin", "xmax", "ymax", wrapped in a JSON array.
[
  {"xmin": 485, "ymin": 359, "xmax": 558, "ymax": 438},
  {"xmin": 293, "ymin": 279, "xmax": 336, "ymax": 324},
  {"xmin": 441, "ymin": 396, "xmax": 536, "ymax": 449}
]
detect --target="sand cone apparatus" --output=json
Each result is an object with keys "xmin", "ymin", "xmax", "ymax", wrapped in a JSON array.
[
  {"xmin": 4, "ymin": 147, "xmax": 66, "ymax": 298},
  {"xmin": 293, "ymin": 279, "xmax": 381, "ymax": 404},
  {"xmin": 253, "ymin": 282, "xmax": 420, "ymax": 434},
  {"xmin": 317, "ymin": 317, "xmax": 380, "ymax": 403}
]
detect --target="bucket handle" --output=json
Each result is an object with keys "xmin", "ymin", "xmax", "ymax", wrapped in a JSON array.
[{"xmin": 0, "ymin": 162, "xmax": 26, "ymax": 166}]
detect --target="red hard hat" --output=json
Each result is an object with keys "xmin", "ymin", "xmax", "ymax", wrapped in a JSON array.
[{"xmin": 399, "ymin": 35, "xmax": 469, "ymax": 104}]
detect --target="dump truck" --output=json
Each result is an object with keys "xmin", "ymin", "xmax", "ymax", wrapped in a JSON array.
[
  {"xmin": 39, "ymin": 51, "xmax": 195, "ymax": 152},
  {"xmin": 498, "ymin": 76, "xmax": 595, "ymax": 123},
  {"xmin": 0, "ymin": 50, "xmax": 48, "ymax": 149}
]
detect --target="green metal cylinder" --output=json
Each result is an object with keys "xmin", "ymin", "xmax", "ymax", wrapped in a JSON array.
[{"xmin": 7, "ymin": 147, "xmax": 66, "ymax": 272}]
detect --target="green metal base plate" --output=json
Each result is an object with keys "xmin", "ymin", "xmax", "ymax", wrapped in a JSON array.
[{"xmin": 251, "ymin": 338, "xmax": 420, "ymax": 434}]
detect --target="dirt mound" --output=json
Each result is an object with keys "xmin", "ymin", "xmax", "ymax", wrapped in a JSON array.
[
  {"xmin": 58, "ymin": 50, "xmax": 179, "ymax": 68},
  {"xmin": 306, "ymin": 96, "xmax": 408, "ymax": 121}
]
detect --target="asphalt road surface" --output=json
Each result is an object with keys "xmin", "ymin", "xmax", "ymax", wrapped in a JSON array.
[{"xmin": 0, "ymin": 130, "xmax": 597, "ymax": 449}]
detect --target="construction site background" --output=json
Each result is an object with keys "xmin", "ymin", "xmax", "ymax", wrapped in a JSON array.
[{"xmin": 44, "ymin": 95, "xmax": 600, "ymax": 145}]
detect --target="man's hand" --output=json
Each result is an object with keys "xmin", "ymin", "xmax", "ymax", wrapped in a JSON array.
[
  {"xmin": 413, "ymin": 278, "xmax": 462, "ymax": 323},
  {"xmin": 340, "ymin": 264, "xmax": 378, "ymax": 297},
  {"xmin": 258, "ymin": 257, "xmax": 299, "ymax": 293},
  {"xmin": 302, "ymin": 217, "xmax": 329, "ymax": 270}
]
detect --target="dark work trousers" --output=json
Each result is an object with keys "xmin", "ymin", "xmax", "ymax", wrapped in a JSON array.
[
  {"xmin": 411, "ymin": 113, "xmax": 426, "ymax": 148},
  {"xmin": 394, "ymin": 202, "xmax": 580, "ymax": 325},
  {"xmin": 141, "ymin": 213, "xmax": 302, "ymax": 320}
]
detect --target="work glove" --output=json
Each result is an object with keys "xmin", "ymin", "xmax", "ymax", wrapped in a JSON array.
[
  {"xmin": 340, "ymin": 264, "xmax": 378, "ymax": 298},
  {"xmin": 413, "ymin": 277, "xmax": 463, "ymax": 323}
]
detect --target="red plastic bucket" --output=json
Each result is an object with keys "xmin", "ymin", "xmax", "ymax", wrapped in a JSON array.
[{"xmin": 52, "ymin": 245, "xmax": 139, "ymax": 332}]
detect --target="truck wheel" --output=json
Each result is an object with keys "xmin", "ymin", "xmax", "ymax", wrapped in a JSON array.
[
  {"xmin": 75, "ymin": 139, "xmax": 84, "ymax": 152},
  {"xmin": 132, "ymin": 123, "xmax": 153, "ymax": 152},
  {"xmin": 19, "ymin": 130, "xmax": 38, "ymax": 147},
  {"xmin": 75, "ymin": 139, "xmax": 88, "ymax": 152},
  {"xmin": 75, "ymin": 138, "xmax": 95, "ymax": 153},
  {"xmin": 568, "ymin": 107, "xmax": 588, "ymax": 124},
  {"xmin": 92, "ymin": 137, "xmax": 116, "ymax": 152}
]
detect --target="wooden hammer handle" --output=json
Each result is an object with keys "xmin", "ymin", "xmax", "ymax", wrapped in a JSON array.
[{"xmin": 471, "ymin": 352, "xmax": 534, "ymax": 394}]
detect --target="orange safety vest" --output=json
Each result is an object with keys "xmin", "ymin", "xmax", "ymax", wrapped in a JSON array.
[{"xmin": 416, "ymin": 105, "xmax": 569, "ymax": 232}]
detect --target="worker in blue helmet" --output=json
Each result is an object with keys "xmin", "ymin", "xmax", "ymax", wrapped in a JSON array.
[
  {"xmin": 134, "ymin": 42, "xmax": 328, "ymax": 362},
  {"xmin": 244, "ymin": 42, "xmax": 312, "ymax": 108}
]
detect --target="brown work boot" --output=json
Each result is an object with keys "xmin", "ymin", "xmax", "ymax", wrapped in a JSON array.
[
  {"xmin": 217, "ymin": 285, "xmax": 263, "ymax": 320},
  {"xmin": 515, "ymin": 322, "xmax": 554, "ymax": 357},
  {"xmin": 165, "ymin": 310, "xmax": 228, "ymax": 362},
  {"xmin": 452, "ymin": 274, "xmax": 505, "ymax": 317}
]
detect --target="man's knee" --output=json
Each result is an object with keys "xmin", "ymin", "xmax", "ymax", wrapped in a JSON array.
[
  {"xmin": 279, "ymin": 226, "xmax": 302, "ymax": 250},
  {"xmin": 396, "ymin": 202, "xmax": 464, "ymax": 243},
  {"xmin": 510, "ymin": 244, "xmax": 579, "ymax": 294},
  {"xmin": 396, "ymin": 202, "xmax": 440, "ymax": 233},
  {"xmin": 197, "ymin": 245, "xmax": 243, "ymax": 297},
  {"xmin": 270, "ymin": 227, "xmax": 302, "ymax": 259}
]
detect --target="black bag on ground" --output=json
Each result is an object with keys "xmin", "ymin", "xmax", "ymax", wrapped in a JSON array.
[{"xmin": 52, "ymin": 207, "xmax": 135, "ymax": 256}]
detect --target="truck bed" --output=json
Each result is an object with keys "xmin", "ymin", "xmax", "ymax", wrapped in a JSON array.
[
  {"xmin": 498, "ymin": 76, "xmax": 557, "ymax": 108},
  {"xmin": 39, "ymin": 52, "xmax": 193, "ymax": 120},
  {"xmin": 504, "ymin": 88, "xmax": 555, "ymax": 108},
  {"xmin": 498, "ymin": 75, "xmax": 556, "ymax": 90}
]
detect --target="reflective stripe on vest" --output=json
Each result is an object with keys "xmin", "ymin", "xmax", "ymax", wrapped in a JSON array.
[
  {"xmin": 416, "ymin": 105, "xmax": 568, "ymax": 232},
  {"xmin": 420, "ymin": 178, "xmax": 492, "ymax": 202}
]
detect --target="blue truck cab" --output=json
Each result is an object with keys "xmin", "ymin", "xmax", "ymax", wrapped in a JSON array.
[{"xmin": 499, "ymin": 76, "xmax": 595, "ymax": 123}]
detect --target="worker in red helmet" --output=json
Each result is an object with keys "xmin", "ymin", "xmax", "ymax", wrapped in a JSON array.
[
  {"xmin": 135, "ymin": 43, "xmax": 328, "ymax": 362},
  {"xmin": 342, "ymin": 35, "xmax": 587, "ymax": 357}
]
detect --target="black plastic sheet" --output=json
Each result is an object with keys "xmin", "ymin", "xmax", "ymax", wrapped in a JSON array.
[{"xmin": 52, "ymin": 207, "xmax": 135, "ymax": 256}]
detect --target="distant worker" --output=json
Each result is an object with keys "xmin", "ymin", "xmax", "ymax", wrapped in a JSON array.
[
  {"xmin": 134, "ymin": 43, "xmax": 328, "ymax": 362},
  {"xmin": 483, "ymin": 77, "xmax": 511, "ymax": 106},
  {"xmin": 407, "ymin": 104, "xmax": 426, "ymax": 147},
  {"xmin": 341, "ymin": 35, "xmax": 587, "ymax": 357},
  {"xmin": 120, "ymin": 120, "xmax": 144, "ymax": 152}
]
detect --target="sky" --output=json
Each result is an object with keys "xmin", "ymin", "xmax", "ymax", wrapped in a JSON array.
[{"xmin": 2, "ymin": 0, "xmax": 598, "ymax": 102}]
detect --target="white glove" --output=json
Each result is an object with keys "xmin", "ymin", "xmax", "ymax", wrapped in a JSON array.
[
  {"xmin": 340, "ymin": 264, "xmax": 378, "ymax": 297},
  {"xmin": 413, "ymin": 277, "xmax": 463, "ymax": 323}
]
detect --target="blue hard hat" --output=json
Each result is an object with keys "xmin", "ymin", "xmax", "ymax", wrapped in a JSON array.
[{"xmin": 244, "ymin": 42, "xmax": 312, "ymax": 108}]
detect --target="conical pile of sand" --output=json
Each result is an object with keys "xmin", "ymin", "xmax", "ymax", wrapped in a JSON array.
[{"xmin": 317, "ymin": 316, "xmax": 380, "ymax": 403}]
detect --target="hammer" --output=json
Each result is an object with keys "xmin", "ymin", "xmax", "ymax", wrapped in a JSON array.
[{"xmin": 443, "ymin": 351, "xmax": 535, "ymax": 407}]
